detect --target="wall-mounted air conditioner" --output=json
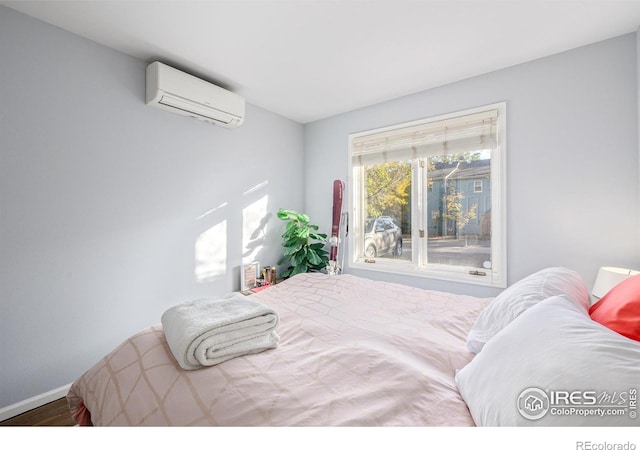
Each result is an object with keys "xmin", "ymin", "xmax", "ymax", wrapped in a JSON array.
[{"xmin": 146, "ymin": 61, "xmax": 245, "ymax": 128}]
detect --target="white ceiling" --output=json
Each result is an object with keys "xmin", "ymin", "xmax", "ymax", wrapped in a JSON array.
[{"xmin": 4, "ymin": 0, "xmax": 640, "ymax": 124}]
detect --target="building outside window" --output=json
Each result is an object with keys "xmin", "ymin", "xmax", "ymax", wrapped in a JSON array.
[{"xmin": 348, "ymin": 102, "xmax": 506, "ymax": 287}]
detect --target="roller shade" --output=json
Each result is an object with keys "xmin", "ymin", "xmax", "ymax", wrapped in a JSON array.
[{"xmin": 352, "ymin": 108, "xmax": 498, "ymax": 166}]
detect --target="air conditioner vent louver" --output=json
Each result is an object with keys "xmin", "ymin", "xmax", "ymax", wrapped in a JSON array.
[
  {"xmin": 146, "ymin": 62, "xmax": 245, "ymax": 128},
  {"xmin": 158, "ymin": 95, "xmax": 234, "ymax": 125}
]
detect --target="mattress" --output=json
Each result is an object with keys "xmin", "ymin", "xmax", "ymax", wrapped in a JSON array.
[{"xmin": 67, "ymin": 272, "xmax": 492, "ymax": 426}]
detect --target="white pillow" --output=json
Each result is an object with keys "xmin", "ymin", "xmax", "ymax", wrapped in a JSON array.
[
  {"xmin": 455, "ymin": 295, "xmax": 640, "ymax": 426},
  {"xmin": 466, "ymin": 267, "xmax": 588, "ymax": 353}
]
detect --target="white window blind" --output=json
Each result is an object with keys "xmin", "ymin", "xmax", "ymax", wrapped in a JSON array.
[{"xmin": 352, "ymin": 109, "xmax": 498, "ymax": 166}]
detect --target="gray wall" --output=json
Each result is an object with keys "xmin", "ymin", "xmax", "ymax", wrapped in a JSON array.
[
  {"xmin": 0, "ymin": 6, "xmax": 304, "ymax": 408},
  {"xmin": 304, "ymin": 33, "xmax": 640, "ymax": 298}
]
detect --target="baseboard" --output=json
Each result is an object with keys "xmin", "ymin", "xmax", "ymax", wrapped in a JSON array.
[{"xmin": 0, "ymin": 383, "xmax": 72, "ymax": 422}]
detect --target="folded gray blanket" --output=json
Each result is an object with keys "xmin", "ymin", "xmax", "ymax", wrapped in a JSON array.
[{"xmin": 161, "ymin": 293, "xmax": 279, "ymax": 370}]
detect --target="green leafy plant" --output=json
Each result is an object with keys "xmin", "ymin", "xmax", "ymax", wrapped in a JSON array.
[{"xmin": 277, "ymin": 209, "xmax": 329, "ymax": 278}]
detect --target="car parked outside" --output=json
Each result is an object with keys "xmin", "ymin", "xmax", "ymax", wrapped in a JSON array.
[{"xmin": 364, "ymin": 216, "xmax": 403, "ymax": 258}]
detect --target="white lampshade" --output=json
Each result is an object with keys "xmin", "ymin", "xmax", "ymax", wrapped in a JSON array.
[{"xmin": 591, "ymin": 266, "xmax": 640, "ymax": 300}]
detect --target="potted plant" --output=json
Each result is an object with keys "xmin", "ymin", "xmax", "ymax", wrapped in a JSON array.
[{"xmin": 277, "ymin": 209, "xmax": 329, "ymax": 278}]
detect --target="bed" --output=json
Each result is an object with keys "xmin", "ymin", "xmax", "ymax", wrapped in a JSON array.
[{"xmin": 66, "ymin": 268, "xmax": 640, "ymax": 426}]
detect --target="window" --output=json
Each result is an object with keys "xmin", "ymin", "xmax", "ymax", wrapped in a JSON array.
[{"xmin": 348, "ymin": 103, "xmax": 506, "ymax": 287}]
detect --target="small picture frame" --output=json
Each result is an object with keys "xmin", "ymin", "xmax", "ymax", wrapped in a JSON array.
[{"xmin": 241, "ymin": 262, "xmax": 260, "ymax": 292}]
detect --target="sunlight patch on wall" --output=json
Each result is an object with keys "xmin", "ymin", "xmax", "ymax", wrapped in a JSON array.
[
  {"xmin": 243, "ymin": 180, "xmax": 269, "ymax": 196},
  {"xmin": 195, "ymin": 202, "xmax": 228, "ymax": 221},
  {"xmin": 195, "ymin": 220, "xmax": 227, "ymax": 282},
  {"xmin": 242, "ymin": 194, "xmax": 269, "ymax": 263}
]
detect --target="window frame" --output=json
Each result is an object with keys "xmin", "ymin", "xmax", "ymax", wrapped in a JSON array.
[{"xmin": 347, "ymin": 102, "xmax": 507, "ymax": 288}]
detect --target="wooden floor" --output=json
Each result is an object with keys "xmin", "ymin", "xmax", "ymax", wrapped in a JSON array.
[{"xmin": 0, "ymin": 398, "xmax": 76, "ymax": 426}]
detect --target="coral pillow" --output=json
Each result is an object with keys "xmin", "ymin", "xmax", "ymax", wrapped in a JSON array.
[{"xmin": 589, "ymin": 274, "xmax": 640, "ymax": 341}]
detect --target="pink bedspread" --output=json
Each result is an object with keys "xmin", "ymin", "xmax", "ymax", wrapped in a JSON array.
[{"xmin": 67, "ymin": 273, "xmax": 491, "ymax": 426}]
